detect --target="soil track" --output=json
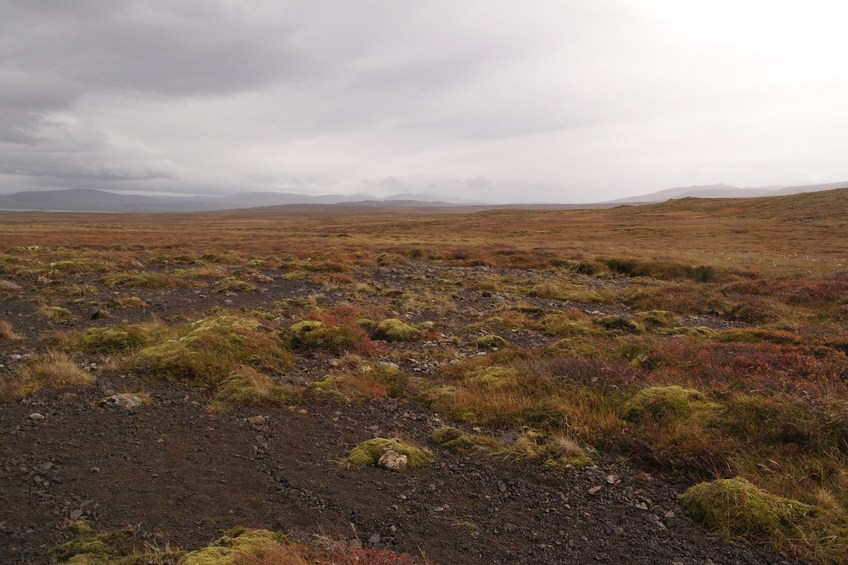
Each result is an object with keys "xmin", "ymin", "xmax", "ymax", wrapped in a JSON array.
[{"xmin": 2, "ymin": 374, "xmax": 798, "ymax": 564}]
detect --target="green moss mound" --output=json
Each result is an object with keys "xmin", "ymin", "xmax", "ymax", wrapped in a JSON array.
[
  {"xmin": 285, "ymin": 320, "xmax": 367, "ymax": 353},
  {"xmin": 73, "ymin": 323, "xmax": 165, "ymax": 354},
  {"xmin": 658, "ymin": 326, "xmax": 719, "ymax": 339},
  {"xmin": 132, "ymin": 315, "xmax": 291, "ymax": 385},
  {"xmin": 431, "ymin": 426, "xmax": 499, "ymax": 453},
  {"xmin": 475, "ymin": 334, "xmax": 508, "ymax": 349},
  {"xmin": 372, "ymin": 318, "xmax": 420, "ymax": 342},
  {"xmin": 679, "ymin": 478, "xmax": 818, "ymax": 541},
  {"xmin": 624, "ymin": 385, "xmax": 707, "ymax": 421},
  {"xmin": 216, "ymin": 277, "xmax": 258, "ymax": 293},
  {"xmin": 543, "ymin": 338, "xmax": 601, "ymax": 358},
  {"xmin": 179, "ymin": 527, "xmax": 287, "ymax": 565},
  {"xmin": 38, "ymin": 306, "xmax": 74, "ymax": 323},
  {"xmin": 594, "ymin": 315, "xmax": 645, "ymax": 334},
  {"xmin": 212, "ymin": 366, "xmax": 297, "ymax": 409},
  {"xmin": 52, "ymin": 521, "xmax": 182, "ymax": 564},
  {"xmin": 635, "ymin": 310, "xmax": 678, "ymax": 328},
  {"xmin": 346, "ymin": 437, "xmax": 434, "ymax": 468}
]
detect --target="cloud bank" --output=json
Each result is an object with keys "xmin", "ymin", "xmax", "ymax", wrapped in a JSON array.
[{"xmin": 2, "ymin": 1, "xmax": 847, "ymax": 202}]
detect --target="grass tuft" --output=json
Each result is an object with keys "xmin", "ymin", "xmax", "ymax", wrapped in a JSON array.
[{"xmin": 3, "ymin": 351, "xmax": 94, "ymax": 399}]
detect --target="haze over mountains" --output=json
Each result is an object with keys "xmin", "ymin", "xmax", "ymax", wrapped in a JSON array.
[{"xmin": 0, "ymin": 180, "xmax": 846, "ymax": 212}]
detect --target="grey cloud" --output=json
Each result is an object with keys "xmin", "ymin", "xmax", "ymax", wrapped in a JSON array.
[{"xmin": 0, "ymin": 1, "xmax": 846, "ymax": 200}]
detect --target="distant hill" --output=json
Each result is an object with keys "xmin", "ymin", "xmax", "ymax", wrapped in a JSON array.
[
  {"xmin": 0, "ymin": 188, "xmax": 457, "ymax": 212},
  {"xmin": 609, "ymin": 180, "xmax": 848, "ymax": 203}
]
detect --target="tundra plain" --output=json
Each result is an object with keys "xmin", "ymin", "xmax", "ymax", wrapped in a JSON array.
[{"xmin": 1, "ymin": 189, "xmax": 847, "ymax": 564}]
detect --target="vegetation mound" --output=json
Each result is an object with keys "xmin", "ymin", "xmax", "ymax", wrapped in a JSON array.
[
  {"xmin": 346, "ymin": 438, "xmax": 434, "ymax": 469},
  {"xmin": 131, "ymin": 315, "xmax": 291, "ymax": 385},
  {"xmin": 624, "ymin": 385, "xmax": 708, "ymax": 421},
  {"xmin": 212, "ymin": 366, "xmax": 297, "ymax": 409},
  {"xmin": 72, "ymin": 323, "xmax": 166, "ymax": 354},
  {"xmin": 371, "ymin": 318, "xmax": 421, "ymax": 342},
  {"xmin": 679, "ymin": 478, "xmax": 820, "ymax": 545}
]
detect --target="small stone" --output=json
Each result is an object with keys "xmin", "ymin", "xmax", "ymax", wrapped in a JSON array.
[
  {"xmin": 664, "ymin": 511, "xmax": 676, "ymax": 519},
  {"xmin": 605, "ymin": 474, "xmax": 620, "ymax": 485},
  {"xmin": 614, "ymin": 526, "xmax": 624, "ymax": 535},
  {"xmin": 28, "ymin": 413, "xmax": 44, "ymax": 421},
  {"xmin": 99, "ymin": 393, "xmax": 143, "ymax": 411},
  {"xmin": 635, "ymin": 502, "xmax": 649, "ymax": 510},
  {"xmin": 377, "ymin": 450, "xmax": 408, "ymax": 473},
  {"xmin": 498, "ymin": 481, "xmax": 508, "ymax": 493},
  {"xmin": 39, "ymin": 462, "xmax": 53, "ymax": 473},
  {"xmin": 368, "ymin": 532, "xmax": 381, "ymax": 545},
  {"xmin": 349, "ymin": 538, "xmax": 362, "ymax": 549},
  {"xmin": 90, "ymin": 467, "xmax": 100, "ymax": 473},
  {"xmin": 247, "ymin": 415, "xmax": 267, "ymax": 426},
  {"xmin": 69, "ymin": 509, "xmax": 83, "ymax": 520},
  {"xmin": 587, "ymin": 486, "xmax": 603, "ymax": 495}
]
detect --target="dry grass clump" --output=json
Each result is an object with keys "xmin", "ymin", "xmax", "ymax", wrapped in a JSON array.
[
  {"xmin": 0, "ymin": 279, "xmax": 22, "ymax": 291},
  {"xmin": 500, "ymin": 431, "xmax": 592, "ymax": 468},
  {"xmin": 306, "ymin": 361, "xmax": 410, "ymax": 402},
  {"xmin": 0, "ymin": 320, "xmax": 18, "ymax": 339},
  {"xmin": 38, "ymin": 305, "xmax": 75, "ymax": 323},
  {"xmin": 212, "ymin": 366, "xmax": 299, "ymax": 410},
  {"xmin": 2, "ymin": 351, "xmax": 94, "ymax": 399}
]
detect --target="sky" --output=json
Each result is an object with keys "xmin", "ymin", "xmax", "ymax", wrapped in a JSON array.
[{"xmin": 1, "ymin": 1, "xmax": 847, "ymax": 203}]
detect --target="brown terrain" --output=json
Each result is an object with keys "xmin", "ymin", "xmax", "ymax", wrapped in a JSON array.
[{"xmin": 2, "ymin": 189, "xmax": 847, "ymax": 564}]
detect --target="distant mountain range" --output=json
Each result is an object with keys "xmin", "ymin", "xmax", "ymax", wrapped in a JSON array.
[
  {"xmin": 0, "ymin": 188, "xmax": 460, "ymax": 212},
  {"xmin": 1, "ymin": 180, "xmax": 846, "ymax": 212},
  {"xmin": 609, "ymin": 180, "xmax": 848, "ymax": 203}
]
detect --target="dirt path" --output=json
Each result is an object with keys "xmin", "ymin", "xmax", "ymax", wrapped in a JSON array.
[{"xmin": 1, "ymin": 371, "xmax": 799, "ymax": 564}]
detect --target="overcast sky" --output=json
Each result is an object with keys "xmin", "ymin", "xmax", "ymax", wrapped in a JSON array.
[{"xmin": 1, "ymin": 1, "xmax": 847, "ymax": 202}]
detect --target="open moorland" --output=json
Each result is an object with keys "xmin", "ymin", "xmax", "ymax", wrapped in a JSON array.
[{"xmin": 1, "ymin": 189, "xmax": 847, "ymax": 564}]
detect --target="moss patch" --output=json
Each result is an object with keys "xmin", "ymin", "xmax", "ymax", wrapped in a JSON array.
[
  {"xmin": 624, "ymin": 385, "xmax": 708, "ymax": 421},
  {"xmin": 346, "ymin": 438, "xmax": 434, "ymax": 469},
  {"xmin": 72, "ymin": 323, "xmax": 166, "ymax": 354},
  {"xmin": 179, "ymin": 527, "xmax": 287, "ymax": 565},
  {"xmin": 216, "ymin": 277, "xmax": 258, "ymax": 293},
  {"xmin": 430, "ymin": 426, "xmax": 499, "ymax": 453},
  {"xmin": 51, "ymin": 521, "xmax": 182, "ymax": 564},
  {"xmin": 372, "ymin": 318, "xmax": 420, "ymax": 342},
  {"xmin": 679, "ymin": 478, "xmax": 818, "ymax": 541},
  {"xmin": 594, "ymin": 315, "xmax": 645, "ymax": 334},
  {"xmin": 474, "ymin": 334, "xmax": 508, "ymax": 349},
  {"xmin": 285, "ymin": 320, "xmax": 370, "ymax": 354},
  {"xmin": 131, "ymin": 315, "xmax": 291, "ymax": 386}
]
